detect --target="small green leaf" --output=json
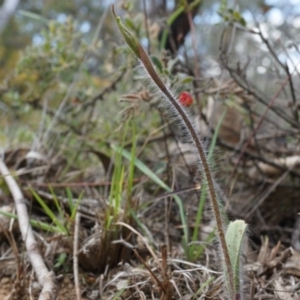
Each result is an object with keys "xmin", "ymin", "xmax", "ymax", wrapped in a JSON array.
[
  {"xmin": 54, "ymin": 252, "xmax": 68, "ymax": 269},
  {"xmin": 151, "ymin": 56, "xmax": 163, "ymax": 73},
  {"xmin": 239, "ymin": 17, "xmax": 246, "ymax": 26},
  {"xmin": 181, "ymin": 76, "xmax": 194, "ymax": 84},
  {"xmin": 225, "ymin": 220, "xmax": 247, "ymax": 293}
]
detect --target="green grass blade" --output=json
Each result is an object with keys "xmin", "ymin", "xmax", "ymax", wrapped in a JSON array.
[
  {"xmin": 115, "ymin": 166, "xmax": 125, "ymax": 212},
  {"xmin": 112, "ymin": 288, "xmax": 125, "ymax": 300},
  {"xmin": 190, "ymin": 110, "xmax": 226, "ymax": 260},
  {"xmin": 111, "ymin": 144, "xmax": 189, "ymax": 257},
  {"xmin": 126, "ymin": 121, "xmax": 137, "ymax": 206},
  {"xmin": 208, "ymin": 110, "xmax": 226, "ymax": 161},
  {"xmin": 30, "ymin": 188, "xmax": 68, "ymax": 235},
  {"xmin": 194, "ymin": 229, "xmax": 215, "ymax": 259},
  {"xmin": 190, "ymin": 181, "xmax": 207, "ymax": 259},
  {"xmin": 0, "ymin": 210, "xmax": 66, "ymax": 234},
  {"xmin": 66, "ymin": 187, "xmax": 75, "ymax": 213},
  {"xmin": 112, "ymin": 145, "xmax": 169, "ymax": 190},
  {"xmin": 160, "ymin": 0, "xmax": 202, "ymax": 50},
  {"xmin": 130, "ymin": 209, "xmax": 155, "ymax": 245},
  {"xmin": 193, "ymin": 276, "xmax": 214, "ymax": 300},
  {"xmin": 160, "ymin": 5, "xmax": 184, "ymax": 50},
  {"xmin": 70, "ymin": 190, "xmax": 84, "ymax": 221},
  {"xmin": 108, "ymin": 120, "xmax": 130, "ymax": 219},
  {"xmin": 48, "ymin": 185, "xmax": 64, "ymax": 223}
]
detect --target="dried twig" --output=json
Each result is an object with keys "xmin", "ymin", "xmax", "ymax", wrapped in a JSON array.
[{"xmin": 0, "ymin": 160, "xmax": 58, "ymax": 300}]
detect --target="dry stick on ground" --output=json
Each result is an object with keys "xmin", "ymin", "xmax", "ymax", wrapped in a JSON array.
[
  {"xmin": 0, "ymin": 159, "xmax": 58, "ymax": 300},
  {"xmin": 74, "ymin": 212, "xmax": 81, "ymax": 300},
  {"xmin": 133, "ymin": 249, "xmax": 167, "ymax": 295}
]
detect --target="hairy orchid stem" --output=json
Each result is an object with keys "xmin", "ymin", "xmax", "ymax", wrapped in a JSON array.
[{"xmin": 112, "ymin": 5, "xmax": 235, "ymax": 299}]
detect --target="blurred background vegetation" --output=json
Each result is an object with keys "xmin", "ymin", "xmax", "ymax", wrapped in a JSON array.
[
  {"xmin": 1, "ymin": 0, "xmax": 300, "ymax": 215},
  {"xmin": 1, "ymin": 0, "xmax": 300, "ymax": 233},
  {"xmin": 1, "ymin": 0, "xmax": 299, "ymax": 137}
]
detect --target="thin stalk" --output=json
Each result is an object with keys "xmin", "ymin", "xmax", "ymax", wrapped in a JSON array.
[
  {"xmin": 112, "ymin": 6, "xmax": 235, "ymax": 298},
  {"xmin": 138, "ymin": 45, "xmax": 235, "ymax": 299}
]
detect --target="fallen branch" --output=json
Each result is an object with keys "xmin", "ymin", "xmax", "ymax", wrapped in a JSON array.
[
  {"xmin": 249, "ymin": 155, "xmax": 300, "ymax": 177},
  {"xmin": 0, "ymin": 159, "xmax": 58, "ymax": 300}
]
